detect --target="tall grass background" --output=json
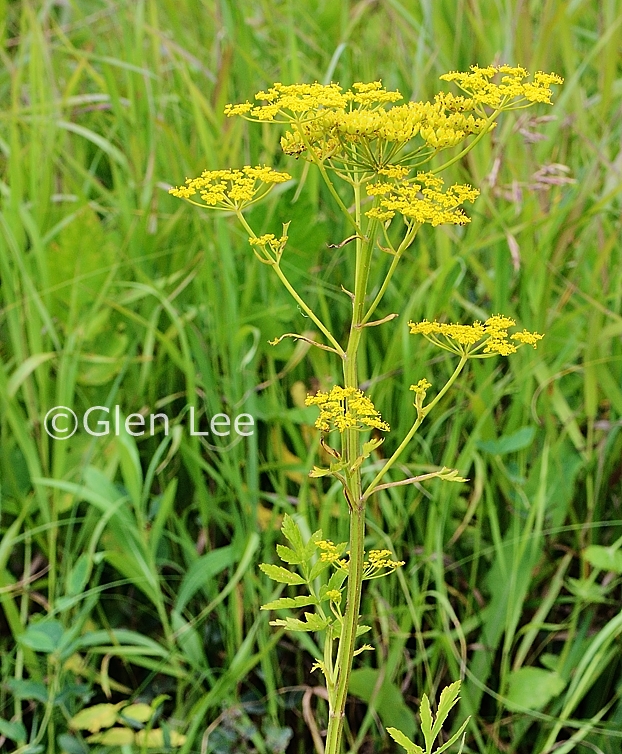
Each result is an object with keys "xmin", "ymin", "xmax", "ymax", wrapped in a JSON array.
[{"xmin": 0, "ymin": 1, "xmax": 621, "ymax": 752}]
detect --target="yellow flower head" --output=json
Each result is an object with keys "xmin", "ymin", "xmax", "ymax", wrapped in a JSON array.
[
  {"xmin": 440, "ymin": 64, "xmax": 563, "ymax": 109},
  {"xmin": 169, "ymin": 165, "xmax": 291, "ymax": 209},
  {"xmin": 363, "ymin": 549, "xmax": 405, "ymax": 579},
  {"xmin": 366, "ymin": 173, "xmax": 480, "ymax": 227},
  {"xmin": 249, "ymin": 233, "xmax": 288, "ymax": 254},
  {"xmin": 225, "ymin": 82, "xmax": 351, "ymax": 121},
  {"xmin": 409, "ymin": 315, "xmax": 543, "ymax": 357},
  {"xmin": 220, "ymin": 68, "xmax": 560, "ymax": 178},
  {"xmin": 316, "ymin": 539, "xmax": 348, "ymax": 568},
  {"xmin": 305, "ymin": 386, "xmax": 390, "ymax": 433}
]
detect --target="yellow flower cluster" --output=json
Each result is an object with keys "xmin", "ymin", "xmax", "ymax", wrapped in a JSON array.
[
  {"xmin": 409, "ymin": 314, "xmax": 543, "ymax": 356},
  {"xmin": 366, "ymin": 173, "xmax": 480, "ymax": 226},
  {"xmin": 315, "ymin": 541, "xmax": 404, "ymax": 579},
  {"xmin": 224, "ymin": 81, "xmax": 400, "ymax": 122},
  {"xmin": 305, "ymin": 386, "xmax": 390, "ymax": 433},
  {"xmin": 223, "ymin": 68, "xmax": 561, "ymax": 176},
  {"xmin": 363, "ymin": 549, "xmax": 405, "ymax": 579},
  {"xmin": 410, "ymin": 378, "xmax": 432, "ymax": 397},
  {"xmin": 316, "ymin": 539, "xmax": 348, "ymax": 570},
  {"xmin": 249, "ymin": 233, "xmax": 288, "ymax": 254},
  {"xmin": 168, "ymin": 165, "xmax": 291, "ymax": 209},
  {"xmin": 440, "ymin": 65, "xmax": 563, "ymax": 109},
  {"xmin": 278, "ymin": 97, "xmax": 488, "ymax": 173}
]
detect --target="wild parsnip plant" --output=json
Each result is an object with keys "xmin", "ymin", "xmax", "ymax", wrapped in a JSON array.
[{"xmin": 171, "ymin": 66, "xmax": 562, "ymax": 754}]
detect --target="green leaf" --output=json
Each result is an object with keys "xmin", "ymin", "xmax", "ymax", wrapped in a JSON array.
[
  {"xmin": 362, "ymin": 437, "xmax": 384, "ymax": 458},
  {"xmin": 6, "ymin": 679, "xmax": 47, "ymax": 702},
  {"xmin": 477, "ymin": 426, "xmax": 535, "ymax": 455},
  {"xmin": 419, "ymin": 693, "xmax": 434, "ymax": 751},
  {"xmin": 505, "ymin": 667, "xmax": 565, "ymax": 711},
  {"xmin": 175, "ymin": 545, "xmax": 235, "ymax": 613},
  {"xmin": 20, "ymin": 619, "xmax": 65, "ymax": 654},
  {"xmin": 0, "ymin": 717, "xmax": 27, "ymax": 743},
  {"xmin": 325, "ymin": 569, "xmax": 348, "ymax": 592},
  {"xmin": 583, "ymin": 545, "xmax": 622, "ymax": 574},
  {"xmin": 387, "ymin": 727, "xmax": 423, "ymax": 754},
  {"xmin": 281, "ymin": 514, "xmax": 304, "ymax": 554},
  {"xmin": 261, "ymin": 596, "xmax": 318, "ymax": 610},
  {"xmin": 65, "ymin": 553, "xmax": 91, "ymax": 597},
  {"xmin": 271, "ymin": 612, "xmax": 330, "ymax": 632},
  {"xmin": 69, "ymin": 703, "xmax": 124, "ymax": 732},
  {"xmin": 308, "ymin": 557, "xmax": 332, "ymax": 581},
  {"xmin": 309, "ymin": 466, "xmax": 332, "ymax": 478},
  {"xmin": 6, "ymin": 352, "xmax": 55, "ymax": 399},
  {"xmin": 276, "ymin": 544, "xmax": 302, "ymax": 565},
  {"xmin": 432, "ymin": 681, "xmax": 462, "ymax": 740},
  {"xmin": 435, "ymin": 716, "xmax": 470, "ymax": 754},
  {"xmin": 259, "ymin": 563, "xmax": 306, "ymax": 585},
  {"xmin": 303, "ymin": 529, "xmax": 326, "ymax": 560},
  {"xmin": 349, "ymin": 669, "xmax": 417, "ymax": 740},
  {"xmin": 332, "ymin": 622, "xmax": 371, "ymax": 638}
]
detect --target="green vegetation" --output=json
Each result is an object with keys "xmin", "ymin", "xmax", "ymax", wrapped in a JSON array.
[{"xmin": 0, "ymin": 2, "xmax": 621, "ymax": 753}]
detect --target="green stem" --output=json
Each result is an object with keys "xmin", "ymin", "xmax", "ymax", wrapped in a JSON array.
[
  {"xmin": 362, "ymin": 354, "xmax": 468, "ymax": 502},
  {"xmin": 324, "ymin": 180, "xmax": 376, "ymax": 754},
  {"xmin": 361, "ymin": 222, "xmax": 420, "ymax": 326},
  {"xmin": 236, "ymin": 211, "xmax": 345, "ymax": 356}
]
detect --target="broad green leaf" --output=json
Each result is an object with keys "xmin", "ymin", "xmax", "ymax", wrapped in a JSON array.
[
  {"xmin": 20, "ymin": 619, "xmax": 65, "ymax": 654},
  {"xmin": 276, "ymin": 544, "xmax": 302, "ymax": 565},
  {"xmin": 477, "ymin": 426, "xmax": 535, "ymax": 455},
  {"xmin": 6, "ymin": 679, "xmax": 47, "ymax": 702},
  {"xmin": 583, "ymin": 545, "xmax": 622, "ymax": 574},
  {"xmin": 432, "ymin": 681, "xmax": 462, "ymax": 740},
  {"xmin": 259, "ymin": 563, "xmax": 306, "ymax": 585},
  {"xmin": 70, "ymin": 703, "xmax": 123, "ymax": 732},
  {"xmin": 0, "ymin": 717, "xmax": 27, "ymax": 743},
  {"xmin": 261, "ymin": 596, "xmax": 318, "ymax": 610},
  {"xmin": 281, "ymin": 514, "xmax": 304, "ymax": 554},
  {"xmin": 419, "ymin": 693, "xmax": 434, "ymax": 752},
  {"xmin": 349, "ymin": 667, "xmax": 417, "ymax": 739},
  {"xmin": 505, "ymin": 667, "xmax": 565, "ymax": 711},
  {"xmin": 387, "ymin": 727, "xmax": 423, "ymax": 754}
]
